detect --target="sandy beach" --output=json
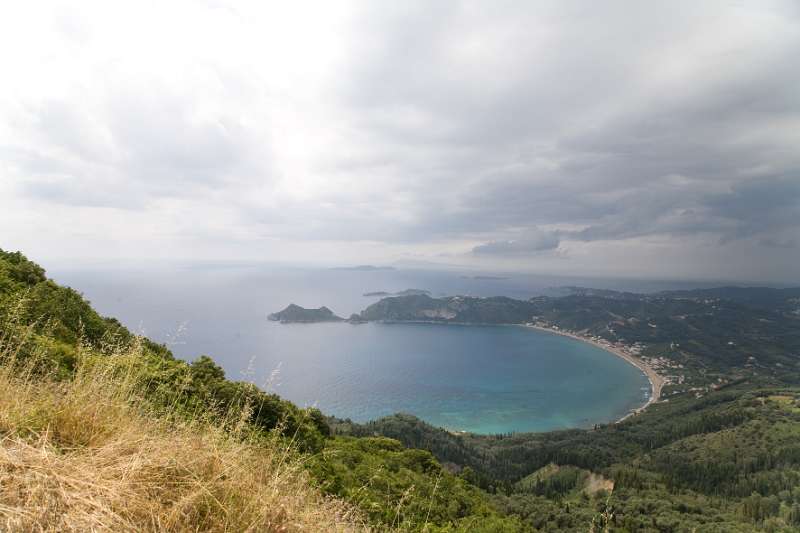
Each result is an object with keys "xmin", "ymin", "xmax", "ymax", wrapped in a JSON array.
[{"xmin": 525, "ymin": 325, "xmax": 664, "ymax": 421}]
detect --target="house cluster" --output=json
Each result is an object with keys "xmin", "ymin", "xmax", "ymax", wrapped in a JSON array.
[{"xmin": 642, "ymin": 355, "xmax": 686, "ymax": 388}]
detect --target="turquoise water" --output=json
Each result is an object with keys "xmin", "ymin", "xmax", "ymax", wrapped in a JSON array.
[
  {"xmin": 53, "ymin": 266, "xmax": 651, "ymax": 434},
  {"xmin": 255, "ymin": 322, "xmax": 649, "ymax": 433}
]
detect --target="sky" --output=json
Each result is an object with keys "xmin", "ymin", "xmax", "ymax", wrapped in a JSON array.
[{"xmin": 1, "ymin": 1, "xmax": 799, "ymax": 282}]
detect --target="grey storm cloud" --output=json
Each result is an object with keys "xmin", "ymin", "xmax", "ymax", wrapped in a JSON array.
[
  {"xmin": 323, "ymin": 1, "xmax": 800, "ymax": 253},
  {"xmin": 1, "ymin": 0, "xmax": 799, "ymax": 279},
  {"xmin": 472, "ymin": 229, "xmax": 560, "ymax": 255}
]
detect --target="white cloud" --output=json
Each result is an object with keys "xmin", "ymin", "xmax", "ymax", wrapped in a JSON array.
[{"xmin": 0, "ymin": 0, "xmax": 798, "ymax": 281}]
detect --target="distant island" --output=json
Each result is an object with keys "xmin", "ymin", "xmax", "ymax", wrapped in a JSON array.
[
  {"xmin": 267, "ymin": 304, "xmax": 371, "ymax": 324},
  {"xmin": 363, "ymin": 288, "xmax": 431, "ymax": 297},
  {"xmin": 268, "ymin": 304, "xmax": 344, "ymax": 323},
  {"xmin": 460, "ymin": 275, "xmax": 509, "ymax": 280}
]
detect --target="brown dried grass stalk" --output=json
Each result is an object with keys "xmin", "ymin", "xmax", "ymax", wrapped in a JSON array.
[{"xmin": 0, "ymin": 325, "xmax": 368, "ymax": 532}]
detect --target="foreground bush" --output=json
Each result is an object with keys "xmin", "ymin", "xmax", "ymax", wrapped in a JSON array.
[{"xmin": 0, "ymin": 331, "xmax": 366, "ymax": 532}]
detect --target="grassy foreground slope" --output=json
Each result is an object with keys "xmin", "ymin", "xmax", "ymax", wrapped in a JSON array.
[
  {"xmin": 0, "ymin": 250, "xmax": 523, "ymax": 532},
  {"xmin": 0, "ymin": 340, "xmax": 364, "ymax": 531}
]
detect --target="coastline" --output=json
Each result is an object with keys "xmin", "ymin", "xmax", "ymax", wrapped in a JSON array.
[
  {"xmin": 524, "ymin": 325, "xmax": 664, "ymax": 422},
  {"xmin": 371, "ymin": 319, "xmax": 664, "ymax": 421},
  {"xmin": 277, "ymin": 317, "xmax": 664, "ymax": 424}
]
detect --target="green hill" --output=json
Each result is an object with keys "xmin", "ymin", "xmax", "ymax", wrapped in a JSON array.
[{"xmin": 268, "ymin": 303, "xmax": 344, "ymax": 323}]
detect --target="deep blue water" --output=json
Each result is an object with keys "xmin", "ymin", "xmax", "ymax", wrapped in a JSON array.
[{"xmin": 50, "ymin": 264, "xmax": 662, "ymax": 433}]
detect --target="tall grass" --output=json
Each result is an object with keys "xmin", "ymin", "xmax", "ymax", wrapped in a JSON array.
[{"xmin": 0, "ymin": 315, "xmax": 368, "ymax": 532}]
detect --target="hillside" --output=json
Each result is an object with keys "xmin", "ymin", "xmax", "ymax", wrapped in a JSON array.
[
  {"xmin": 0, "ymin": 339, "xmax": 364, "ymax": 532},
  {"xmin": 4, "ymin": 249, "xmax": 800, "ymax": 531},
  {"xmin": 334, "ymin": 384, "xmax": 800, "ymax": 530},
  {"xmin": 359, "ymin": 294, "xmax": 538, "ymax": 323},
  {"xmin": 268, "ymin": 304, "xmax": 344, "ymax": 323},
  {"xmin": 0, "ymin": 250, "xmax": 522, "ymax": 532}
]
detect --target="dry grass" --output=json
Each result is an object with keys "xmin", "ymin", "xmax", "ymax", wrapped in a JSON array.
[{"xmin": 0, "ymin": 325, "xmax": 369, "ymax": 532}]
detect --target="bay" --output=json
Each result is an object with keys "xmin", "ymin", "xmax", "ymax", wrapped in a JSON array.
[{"xmin": 52, "ymin": 264, "xmax": 657, "ymax": 433}]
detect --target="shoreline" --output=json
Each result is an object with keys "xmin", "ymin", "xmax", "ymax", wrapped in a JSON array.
[
  {"xmin": 373, "ymin": 319, "xmax": 664, "ymax": 421},
  {"xmin": 276, "ymin": 317, "xmax": 664, "ymax": 424},
  {"xmin": 524, "ymin": 324, "xmax": 663, "ymax": 421}
]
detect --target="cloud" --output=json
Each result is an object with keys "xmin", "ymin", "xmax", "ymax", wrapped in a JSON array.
[
  {"xmin": 0, "ymin": 1, "xmax": 798, "ymax": 280},
  {"xmin": 472, "ymin": 228, "xmax": 560, "ymax": 255},
  {"xmin": 8, "ymin": 75, "xmax": 269, "ymax": 211}
]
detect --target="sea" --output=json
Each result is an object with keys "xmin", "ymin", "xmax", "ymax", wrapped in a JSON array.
[{"xmin": 49, "ymin": 263, "xmax": 707, "ymax": 434}]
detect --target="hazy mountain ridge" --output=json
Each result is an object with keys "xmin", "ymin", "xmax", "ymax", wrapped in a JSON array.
[
  {"xmin": 359, "ymin": 294, "xmax": 538, "ymax": 323},
  {"xmin": 363, "ymin": 288, "xmax": 431, "ymax": 297}
]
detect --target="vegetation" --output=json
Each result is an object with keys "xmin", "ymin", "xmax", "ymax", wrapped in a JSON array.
[
  {"xmin": 336, "ymin": 383, "xmax": 800, "ymax": 530},
  {"xmin": 358, "ymin": 294, "xmax": 538, "ymax": 323},
  {"xmin": 0, "ymin": 250, "xmax": 523, "ymax": 531},
  {"xmin": 0, "ymin": 250, "xmax": 330, "ymax": 453},
  {"xmin": 0, "ymin": 309, "xmax": 365, "ymax": 531},
  {"xmin": 4, "ymin": 248, "xmax": 800, "ymax": 531},
  {"xmin": 524, "ymin": 290, "xmax": 800, "ymax": 388},
  {"xmin": 363, "ymin": 290, "xmax": 430, "ymax": 298},
  {"xmin": 268, "ymin": 303, "xmax": 344, "ymax": 323},
  {"xmin": 308, "ymin": 437, "xmax": 526, "ymax": 531}
]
